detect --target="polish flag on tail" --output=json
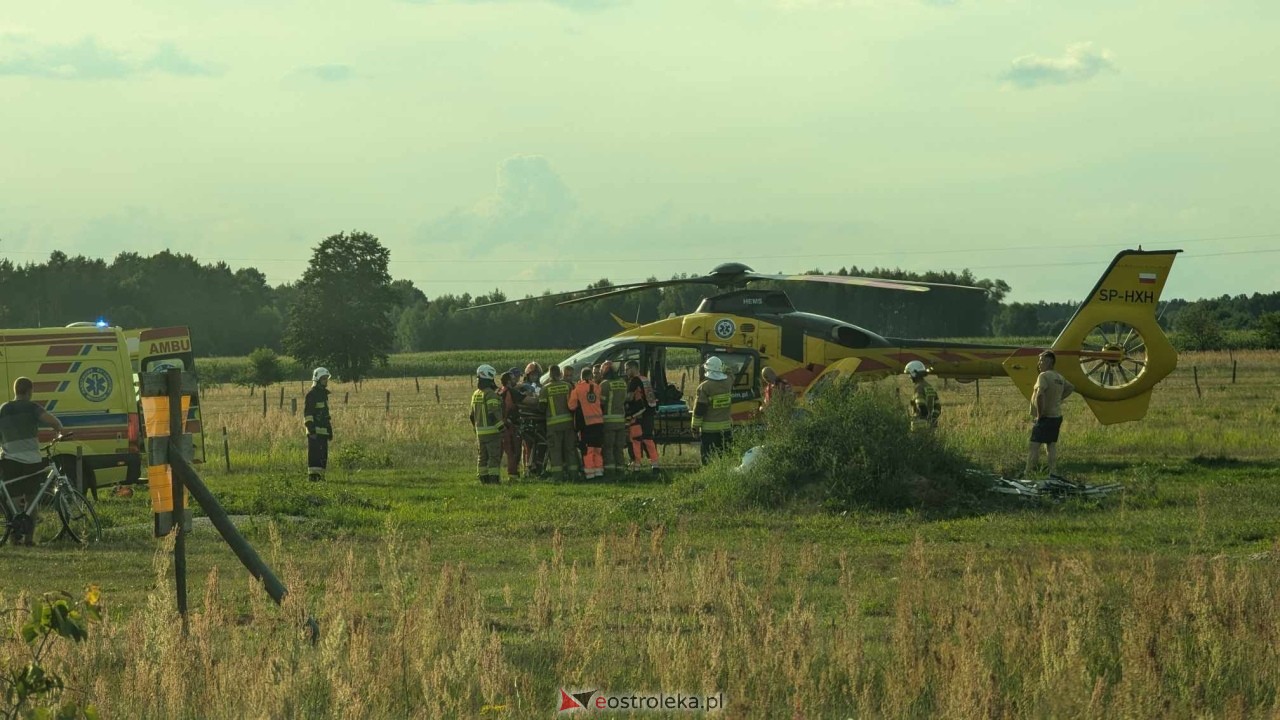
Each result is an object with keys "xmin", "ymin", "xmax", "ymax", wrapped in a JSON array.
[{"xmin": 1138, "ymin": 272, "xmax": 1157, "ymax": 284}]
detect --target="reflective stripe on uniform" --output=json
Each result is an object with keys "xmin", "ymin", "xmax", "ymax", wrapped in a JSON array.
[{"xmin": 472, "ymin": 389, "xmax": 504, "ymax": 436}]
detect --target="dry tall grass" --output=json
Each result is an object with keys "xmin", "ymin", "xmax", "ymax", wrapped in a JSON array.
[{"xmin": 6, "ymin": 527, "xmax": 1280, "ymax": 718}]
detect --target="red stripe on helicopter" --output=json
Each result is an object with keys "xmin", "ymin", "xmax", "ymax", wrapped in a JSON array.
[
  {"xmin": 889, "ymin": 353, "xmax": 931, "ymax": 365},
  {"xmin": 854, "ymin": 358, "xmax": 890, "ymax": 372}
]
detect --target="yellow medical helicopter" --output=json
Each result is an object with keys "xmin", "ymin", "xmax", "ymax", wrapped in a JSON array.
[{"xmin": 472, "ymin": 249, "xmax": 1179, "ymax": 432}]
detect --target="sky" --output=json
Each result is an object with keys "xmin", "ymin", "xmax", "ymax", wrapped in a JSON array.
[{"xmin": 2, "ymin": 0, "xmax": 1278, "ymax": 306}]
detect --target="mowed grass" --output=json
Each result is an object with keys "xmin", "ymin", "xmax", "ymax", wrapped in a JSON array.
[{"xmin": 2, "ymin": 350, "xmax": 1279, "ymax": 718}]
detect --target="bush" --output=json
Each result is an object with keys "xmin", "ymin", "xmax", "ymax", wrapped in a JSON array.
[
  {"xmin": 1257, "ymin": 312, "xmax": 1280, "ymax": 350},
  {"xmin": 245, "ymin": 347, "xmax": 285, "ymax": 387},
  {"xmin": 681, "ymin": 380, "xmax": 983, "ymax": 512},
  {"xmin": 1174, "ymin": 303, "xmax": 1224, "ymax": 351}
]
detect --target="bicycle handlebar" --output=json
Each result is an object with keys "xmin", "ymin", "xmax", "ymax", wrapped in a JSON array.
[{"xmin": 40, "ymin": 432, "xmax": 75, "ymax": 453}]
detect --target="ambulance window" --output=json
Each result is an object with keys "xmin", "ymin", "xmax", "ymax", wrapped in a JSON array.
[{"xmin": 146, "ymin": 358, "xmax": 186, "ymax": 373}]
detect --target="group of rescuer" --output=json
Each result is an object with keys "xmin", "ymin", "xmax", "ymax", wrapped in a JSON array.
[
  {"xmin": 903, "ymin": 350, "xmax": 1074, "ymax": 479},
  {"xmin": 465, "ymin": 355, "xmax": 747, "ymax": 484},
  {"xmin": 467, "ymin": 360, "xmax": 668, "ymax": 484}
]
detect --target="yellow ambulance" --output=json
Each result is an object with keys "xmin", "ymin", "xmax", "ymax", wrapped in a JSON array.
[
  {"xmin": 123, "ymin": 326, "xmax": 206, "ymax": 464},
  {"xmin": 0, "ymin": 324, "xmax": 142, "ymax": 492}
]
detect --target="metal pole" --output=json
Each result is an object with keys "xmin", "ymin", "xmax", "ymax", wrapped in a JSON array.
[
  {"xmin": 170, "ymin": 453, "xmax": 289, "ymax": 604},
  {"xmin": 75, "ymin": 445, "xmax": 84, "ymax": 495},
  {"xmin": 167, "ymin": 367, "xmax": 189, "ymax": 633},
  {"xmin": 222, "ymin": 425, "xmax": 231, "ymax": 473}
]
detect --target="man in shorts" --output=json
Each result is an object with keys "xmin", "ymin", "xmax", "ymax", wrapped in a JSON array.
[{"xmin": 1025, "ymin": 350, "xmax": 1074, "ymax": 479}]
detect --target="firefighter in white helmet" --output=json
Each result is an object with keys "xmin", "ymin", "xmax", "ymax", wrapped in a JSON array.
[
  {"xmin": 692, "ymin": 356, "xmax": 734, "ymax": 464},
  {"xmin": 304, "ymin": 367, "xmax": 332, "ymax": 482},
  {"xmin": 904, "ymin": 361, "xmax": 940, "ymax": 429},
  {"xmin": 470, "ymin": 364, "xmax": 505, "ymax": 484}
]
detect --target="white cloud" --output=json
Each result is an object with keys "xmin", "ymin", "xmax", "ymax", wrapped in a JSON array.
[
  {"xmin": 0, "ymin": 34, "xmax": 216, "ymax": 80},
  {"xmin": 1003, "ymin": 42, "xmax": 1116, "ymax": 89},
  {"xmin": 415, "ymin": 155, "xmax": 582, "ymax": 256}
]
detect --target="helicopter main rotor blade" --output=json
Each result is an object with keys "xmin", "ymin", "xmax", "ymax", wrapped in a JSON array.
[
  {"xmin": 461, "ymin": 280, "xmax": 668, "ymax": 311},
  {"xmin": 746, "ymin": 273, "xmax": 986, "ymax": 293},
  {"xmin": 554, "ymin": 277, "xmax": 713, "ymax": 306}
]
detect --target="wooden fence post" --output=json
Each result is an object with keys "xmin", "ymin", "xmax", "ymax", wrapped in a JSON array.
[
  {"xmin": 1193, "ymin": 366, "xmax": 1202, "ymax": 399},
  {"xmin": 415, "ymin": 377, "xmax": 420, "ymax": 393},
  {"xmin": 975, "ymin": 379, "xmax": 980, "ymax": 404},
  {"xmin": 1232, "ymin": 360, "xmax": 1237, "ymax": 384},
  {"xmin": 262, "ymin": 391, "xmax": 267, "ymax": 417},
  {"xmin": 344, "ymin": 391, "xmax": 349, "ymax": 405},
  {"xmin": 279, "ymin": 385, "xmax": 284, "ymax": 408},
  {"xmin": 385, "ymin": 391, "xmax": 391, "ymax": 414},
  {"xmin": 435, "ymin": 384, "xmax": 440, "ymax": 404},
  {"xmin": 222, "ymin": 426, "xmax": 231, "ymax": 473},
  {"xmin": 290, "ymin": 398, "xmax": 297, "ymax": 416}
]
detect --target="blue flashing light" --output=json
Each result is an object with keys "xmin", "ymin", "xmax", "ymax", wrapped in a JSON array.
[{"xmin": 95, "ymin": 318, "xmax": 109, "ymax": 328}]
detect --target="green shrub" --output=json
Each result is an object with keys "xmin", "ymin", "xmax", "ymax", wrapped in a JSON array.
[
  {"xmin": 682, "ymin": 380, "xmax": 983, "ymax": 511},
  {"xmin": 1258, "ymin": 312, "xmax": 1280, "ymax": 350}
]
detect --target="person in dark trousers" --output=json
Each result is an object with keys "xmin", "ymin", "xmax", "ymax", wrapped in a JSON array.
[
  {"xmin": 519, "ymin": 362, "xmax": 546, "ymax": 475},
  {"xmin": 0, "ymin": 377, "xmax": 66, "ymax": 546},
  {"xmin": 903, "ymin": 361, "xmax": 941, "ymax": 429},
  {"xmin": 692, "ymin": 356, "xmax": 734, "ymax": 465},
  {"xmin": 304, "ymin": 367, "xmax": 333, "ymax": 482},
  {"xmin": 625, "ymin": 360, "xmax": 659, "ymax": 473},
  {"xmin": 1026, "ymin": 350, "xmax": 1075, "ymax": 479},
  {"xmin": 470, "ymin": 364, "xmax": 505, "ymax": 484}
]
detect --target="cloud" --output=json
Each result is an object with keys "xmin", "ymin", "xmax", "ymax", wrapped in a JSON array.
[
  {"xmin": 292, "ymin": 64, "xmax": 356, "ymax": 82},
  {"xmin": 1002, "ymin": 42, "xmax": 1116, "ymax": 89},
  {"xmin": 0, "ymin": 34, "xmax": 216, "ymax": 80},
  {"xmin": 416, "ymin": 155, "xmax": 581, "ymax": 256}
]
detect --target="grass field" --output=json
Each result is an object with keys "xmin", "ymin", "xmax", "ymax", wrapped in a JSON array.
[{"xmin": 2, "ymin": 350, "xmax": 1278, "ymax": 718}]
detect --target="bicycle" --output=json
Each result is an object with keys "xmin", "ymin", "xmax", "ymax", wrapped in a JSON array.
[{"xmin": 0, "ymin": 433, "xmax": 102, "ymax": 545}]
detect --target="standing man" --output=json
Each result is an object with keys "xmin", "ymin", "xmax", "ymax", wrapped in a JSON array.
[
  {"xmin": 0, "ymin": 377, "xmax": 66, "ymax": 546},
  {"xmin": 625, "ymin": 360, "xmax": 659, "ymax": 473},
  {"xmin": 760, "ymin": 366, "xmax": 794, "ymax": 412},
  {"xmin": 497, "ymin": 370, "xmax": 524, "ymax": 482},
  {"xmin": 569, "ymin": 367, "xmax": 605, "ymax": 479},
  {"xmin": 541, "ymin": 365, "xmax": 576, "ymax": 482},
  {"xmin": 1026, "ymin": 350, "xmax": 1074, "ymax": 479},
  {"xmin": 597, "ymin": 361, "xmax": 629, "ymax": 479},
  {"xmin": 470, "ymin": 364, "xmax": 504, "ymax": 485},
  {"xmin": 304, "ymin": 367, "xmax": 332, "ymax": 482},
  {"xmin": 692, "ymin": 356, "xmax": 734, "ymax": 464},
  {"xmin": 903, "ymin": 361, "xmax": 941, "ymax": 429}
]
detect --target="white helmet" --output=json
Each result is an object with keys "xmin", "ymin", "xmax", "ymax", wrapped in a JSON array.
[
  {"xmin": 704, "ymin": 356, "xmax": 728, "ymax": 381},
  {"xmin": 312, "ymin": 367, "xmax": 331, "ymax": 383},
  {"xmin": 904, "ymin": 360, "xmax": 928, "ymax": 379},
  {"xmin": 476, "ymin": 364, "xmax": 497, "ymax": 380}
]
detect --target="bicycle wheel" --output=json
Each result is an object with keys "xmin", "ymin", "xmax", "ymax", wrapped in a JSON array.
[
  {"xmin": 32, "ymin": 489, "xmax": 65, "ymax": 544},
  {"xmin": 59, "ymin": 488, "xmax": 101, "ymax": 544}
]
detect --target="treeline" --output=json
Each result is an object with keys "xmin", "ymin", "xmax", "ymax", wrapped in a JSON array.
[{"xmin": 3, "ymin": 249, "xmax": 1278, "ymax": 355}]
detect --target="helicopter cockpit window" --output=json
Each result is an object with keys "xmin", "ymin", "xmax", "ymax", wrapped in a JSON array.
[{"xmin": 558, "ymin": 338, "xmax": 621, "ymax": 373}]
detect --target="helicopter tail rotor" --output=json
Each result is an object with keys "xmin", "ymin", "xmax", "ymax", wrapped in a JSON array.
[{"xmin": 1003, "ymin": 249, "xmax": 1181, "ymax": 425}]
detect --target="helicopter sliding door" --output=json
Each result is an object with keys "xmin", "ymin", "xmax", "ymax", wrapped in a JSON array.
[{"xmin": 699, "ymin": 347, "xmax": 762, "ymax": 420}]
